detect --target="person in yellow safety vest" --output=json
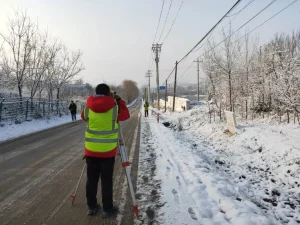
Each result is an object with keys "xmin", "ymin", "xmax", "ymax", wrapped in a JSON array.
[
  {"xmin": 144, "ymin": 101, "xmax": 149, "ymax": 117},
  {"xmin": 81, "ymin": 83, "xmax": 130, "ymax": 217}
]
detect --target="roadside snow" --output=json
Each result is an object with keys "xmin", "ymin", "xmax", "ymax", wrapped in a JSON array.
[
  {"xmin": 127, "ymin": 98, "xmax": 140, "ymax": 108},
  {"xmin": 0, "ymin": 114, "xmax": 80, "ymax": 142},
  {"xmin": 136, "ymin": 105, "xmax": 300, "ymax": 224}
]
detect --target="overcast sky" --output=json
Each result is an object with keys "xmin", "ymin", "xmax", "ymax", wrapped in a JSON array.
[{"xmin": 0, "ymin": 0, "xmax": 299, "ymax": 88}]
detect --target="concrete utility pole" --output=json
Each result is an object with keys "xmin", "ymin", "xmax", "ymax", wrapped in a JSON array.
[
  {"xmin": 152, "ymin": 43, "xmax": 162, "ymax": 110},
  {"xmin": 172, "ymin": 61, "xmax": 178, "ymax": 112},
  {"xmin": 194, "ymin": 58, "xmax": 202, "ymax": 102},
  {"xmin": 145, "ymin": 70, "xmax": 152, "ymax": 103},
  {"xmin": 164, "ymin": 79, "xmax": 167, "ymax": 112}
]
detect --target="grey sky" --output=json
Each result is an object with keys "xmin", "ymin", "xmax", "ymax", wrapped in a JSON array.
[{"xmin": 0, "ymin": 0, "xmax": 299, "ymax": 88}]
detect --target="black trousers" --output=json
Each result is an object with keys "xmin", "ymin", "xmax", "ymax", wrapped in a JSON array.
[
  {"xmin": 86, "ymin": 156, "xmax": 115, "ymax": 210},
  {"xmin": 145, "ymin": 109, "xmax": 148, "ymax": 117},
  {"xmin": 71, "ymin": 113, "xmax": 76, "ymax": 121}
]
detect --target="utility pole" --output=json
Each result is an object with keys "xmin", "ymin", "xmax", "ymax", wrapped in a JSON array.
[
  {"xmin": 144, "ymin": 88, "xmax": 147, "ymax": 102},
  {"xmin": 165, "ymin": 79, "xmax": 167, "ymax": 112},
  {"xmin": 152, "ymin": 43, "xmax": 162, "ymax": 110},
  {"xmin": 145, "ymin": 70, "xmax": 152, "ymax": 103},
  {"xmin": 194, "ymin": 58, "xmax": 202, "ymax": 102},
  {"xmin": 172, "ymin": 61, "xmax": 178, "ymax": 112}
]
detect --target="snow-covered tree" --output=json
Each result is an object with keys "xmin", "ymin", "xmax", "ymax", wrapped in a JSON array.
[{"xmin": 201, "ymin": 27, "xmax": 300, "ymax": 123}]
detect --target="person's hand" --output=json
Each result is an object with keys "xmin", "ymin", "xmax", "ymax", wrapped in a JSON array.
[{"xmin": 114, "ymin": 94, "xmax": 121, "ymax": 102}]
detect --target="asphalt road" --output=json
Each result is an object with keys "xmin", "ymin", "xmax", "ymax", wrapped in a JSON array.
[{"xmin": 0, "ymin": 99, "xmax": 142, "ymax": 225}]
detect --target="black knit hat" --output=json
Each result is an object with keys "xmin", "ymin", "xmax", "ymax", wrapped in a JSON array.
[{"xmin": 95, "ymin": 83, "xmax": 110, "ymax": 96}]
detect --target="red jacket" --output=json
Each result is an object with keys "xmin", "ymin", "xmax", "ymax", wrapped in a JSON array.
[{"xmin": 81, "ymin": 95, "xmax": 130, "ymax": 158}]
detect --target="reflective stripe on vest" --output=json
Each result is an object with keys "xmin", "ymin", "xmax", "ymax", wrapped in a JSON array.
[
  {"xmin": 85, "ymin": 138, "xmax": 118, "ymax": 143},
  {"xmin": 85, "ymin": 106, "xmax": 89, "ymax": 121},
  {"xmin": 111, "ymin": 105, "xmax": 117, "ymax": 130},
  {"xmin": 86, "ymin": 128, "xmax": 119, "ymax": 135},
  {"xmin": 84, "ymin": 105, "xmax": 119, "ymax": 153}
]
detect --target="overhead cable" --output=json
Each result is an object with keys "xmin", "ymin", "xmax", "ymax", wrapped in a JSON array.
[
  {"xmin": 162, "ymin": 0, "xmax": 185, "ymax": 44},
  {"xmin": 158, "ymin": 0, "xmax": 174, "ymax": 43},
  {"xmin": 178, "ymin": 0, "xmax": 242, "ymax": 64},
  {"xmin": 153, "ymin": 0, "xmax": 165, "ymax": 44}
]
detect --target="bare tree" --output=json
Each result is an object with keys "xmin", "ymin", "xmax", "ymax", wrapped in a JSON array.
[
  {"xmin": 201, "ymin": 25, "xmax": 300, "ymax": 123},
  {"xmin": 54, "ymin": 46, "xmax": 84, "ymax": 100},
  {"xmin": 44, "ymin": 39, "xmax": 62, "ymax": 101},
  {"xmin": 120, "ymin": 80, "xmax": 139, "ymax": 103},
  {"xmin": 206, "ymin": 26, "xmax": 242, "ymax": 112},
  {"xmin": 0, "ymin": 10, "xmax": 38, "ymax": 98},
  {"xmin": 25, "ymin": 32, "xmax": 49, "ymax": 99},
  {"xmin": 240, "ymin": 33, "xmax": 259, "ymax": 119}
]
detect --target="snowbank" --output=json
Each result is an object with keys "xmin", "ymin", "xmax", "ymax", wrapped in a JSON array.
[
  {"xmin": 136, "ymin": 111, "xmax": 285, "ymax": 224},
  {"xmin": 0, "ymin": 114, "xmax": 80, "ymax": 142},
  {"xmin": 155, "ymin": 104, "xmax": 300, "ymax": 224},
  {"xmin": 127, "ymin": 98, "xmax": 140, "ymax": 108}
]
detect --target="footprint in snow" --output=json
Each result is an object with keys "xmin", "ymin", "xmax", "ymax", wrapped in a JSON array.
[
  {"xmin": 166, "ymin": 166, "xmax": 171, "ymax": 177},
  {"xmin": 188, "ymin": 207, "xmax": 198, "ymax": 221},
  {"xmin": 167, "ymin": 159, "xmax": 174, "ymax": 167},
  {"xmin": 176, "ymin": 176, "xmax": 181, "ymax": 186},
  {"xmin": 172, "ymin": 189, "xmax": 180, "ymax": 203}
]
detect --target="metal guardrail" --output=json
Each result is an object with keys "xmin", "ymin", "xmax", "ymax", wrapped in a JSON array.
[{"xmin": 0, "ymin": 98, "xmax": 84, "ymax": 124}]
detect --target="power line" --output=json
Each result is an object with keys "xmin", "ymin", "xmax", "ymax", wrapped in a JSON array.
[
  {"xmin": 163, "ymin": 60, "xmax": 194, "ymax": 86},
  {"xmin": 178, "ymin": 0, "xmax": 242, "ymax": 64},
  {"xmin": 202, "ymin": 0, "xmax": 297, "ymax": 57},
  {"xmin": 158, "ymin": 0, "xmax": 174, "ymax": 43},
  {"xmin": 226, "ymin": 0, "xmax": 255, "ymax": 18},
  {"xmin": 153, "ymin": 0, "xmax": 165, "ymax": 44},
  {"xmin": 223, "ymin": 0, "xmax": 256, "ymax": 30},
  {"xmin": 289, "ymin": 23, "xmax": 300, "ymax": 32},
  {"xmin": 192, "ymin": 0, "xmax": 255, "ymax": 53},
  {"xmin": 162, "ymin": 60, "xmax": 194, "ymax": 85},
  {"xmin": 177, "ymin": 71, "xmax": 193, "ymax": 82},
  {"xmin": 176, "ymin": 61, "xmax": 195, "ymax": 81},
  {"xmin": 162, "ymin": 66, "xmax": 176, "ymax": 85},
  {"xmin": 147, "ymin": 1, "xmax": 165, "ymax": 71},
  {"xmin": 236, "ymin": 0, "xmax": 299, "ymax": 42},
  {"xmin": 283, "ymin": 15, "xmax": 300, "ymax": 32},
  {"xmin": 161, "ymin": 0, "xmax": 185, "ymax": 44},
  {"xmin": 180, "ymin": 0, "xmax": 298, "ymax": 82}
]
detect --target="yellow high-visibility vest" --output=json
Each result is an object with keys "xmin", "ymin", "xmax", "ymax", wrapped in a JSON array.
[{"xmin": 84, "ymin": 105, "xmax": 118, "ymax": 152}]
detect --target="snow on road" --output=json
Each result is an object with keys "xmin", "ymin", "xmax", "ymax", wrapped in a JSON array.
[
  {"xmin": 136, "ymin": 105, "xmax": 300, "ymax": 225},
  {"xmin": 0, "ymin": 114, "xmax": 80, "ymax": 142}
]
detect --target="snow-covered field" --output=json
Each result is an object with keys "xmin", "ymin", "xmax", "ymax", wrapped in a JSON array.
[
  {"xmin": 136, "ymin": 104, "xmax": 300, "ymax": 225},
  {"xmin": 0, "ymin": 114, "xmax": 80, "ymax": 142}
]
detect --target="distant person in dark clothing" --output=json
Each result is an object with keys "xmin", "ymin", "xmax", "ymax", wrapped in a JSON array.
[
  {"xmin": 69, "ymin": 101, "xmax": 77, "ymax": 121},
  {"xmin": 144, "ymin": 101, "xmax": 149, "ymax": 117}
]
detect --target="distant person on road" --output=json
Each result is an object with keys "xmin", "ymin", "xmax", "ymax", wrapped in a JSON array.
[
  {"xmin": 144, "ymin": 101, "xmax": 149, "ymax": 117},
  {"xmin": 81, "ymin": 83, "xmax": 130, "ymax": 217},
  {"xmin": 69, "ymin": 101, "xmax": 77, "ymax": 121}
]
